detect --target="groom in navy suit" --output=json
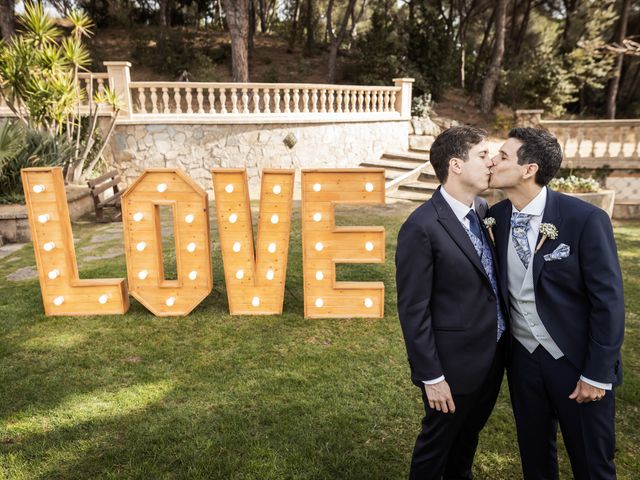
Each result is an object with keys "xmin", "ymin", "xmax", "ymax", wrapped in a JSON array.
[
  {"xmin": 396, "ymin": 126, "xmax": 507, "ymax": 479},
  {"xmin": 488, "ymin": 128, "xmax": 625, "ymax": 479}
]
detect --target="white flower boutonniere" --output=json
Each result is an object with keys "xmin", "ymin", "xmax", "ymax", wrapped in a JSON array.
[
  {"xmin": 483, "ymin": 217, "xmax": 496, "ymax": 245},
  {"xmin": 536, "ymin": 223, "xmax": 559, "ymax": 253}
]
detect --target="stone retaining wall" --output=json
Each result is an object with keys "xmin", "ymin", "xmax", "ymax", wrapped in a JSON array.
[{"xmin": 105, "ymin": 120, "xmax": 409, "ymax": 198}]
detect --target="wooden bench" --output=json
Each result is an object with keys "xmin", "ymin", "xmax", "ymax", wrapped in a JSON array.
[{"xmin": 87, "ymin": 170, "xmax": 126, "ymax": 222}]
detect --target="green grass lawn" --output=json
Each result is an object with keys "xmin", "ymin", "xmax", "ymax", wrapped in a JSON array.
[{"xmin": 1, "ymin": 203, "xmax": 638, "ymax": 479}]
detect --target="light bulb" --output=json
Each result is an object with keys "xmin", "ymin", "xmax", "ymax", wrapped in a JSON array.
[
  {"xmin": 315, "ymin": 271, "xmax": 324, "ymax": 281},
  {"xmin": 252, "ymin": 296, "xmax": 260, "ymax": 307},
  {"xmin": 364, "ymin": 297, "xmax": 374, "ymax": 308},
  {"xmin": 138, "ymin": 270, "xmax": 148, "ymax": 280},
  {"xmin": 313, "ymin": 213, "xmax": 322, "ymax": 222},
  {"xmin": 43, "ymin": 242, "xmax": 55, "ymax": 251},
  {"xmin": 133, "ymin": 212, "xmax": 144, "ymax": 222},
  {"xmin": 273, "ymin": 184, "xmax": 281, "ymax": 194},
  {"xmin": 271, "ymin": 214, "xmax": 279, "ymax": 224},
  {"xmin": 185, "ymin": 214, "xmax": 194, "ymax": 224},
  {"xmin": 53, "ymin": 296, "xmax": 64, "ymax": 306},
  {"xmin": 98, "ymin": 294, "xmax": 108, "ymax": 304},
  {"xmin": 225, "ymin": 184, "xmax": 234, "ymax": 193},
  {"xmin": 38, "ymin": 214, "xmax": 50, "ymax": 224},
  {"xmin": 48, "ymin": 269, "xmax": 60, "ymax": 280},
  {"xmin": 365, "ymin": 182, "xmax": 374, "ymax": 192},
  {"xmin": 33, "ymin": 184, "xmax": 45, "ymax": 193},
  {"xmin": 268, "ymin": 242, "xmax": 276, "ymax": 253},
  {"xmin": 313, "ymin": 183, "xmax": 321, "ymax": 192},
  {"xmin": 136, "ymin": 241, "xmax": 146, "ymax": 252},
  {"xmin": 229, "ymin": 213, "xmax": 238, "ymax": 223},
  {"xmin": 232, "ymin": 241, "xmax": 241, "ymax": 252},
  {"xmin": 236, "ymin": 269, "xmax": 244, "ymax": 280},
  {"xmin": 365, "ymin": 241, "xmax": 374, "ymax": 251},
  {"xmin": 187, "ymin": 242, "xmax": 196, "ymax": 252},
  {"xmin": 315, "ymin": 242, "xmax": 324, "ymax": 251},
  {"xmin": 166, "ymin": 296, "xmax": 175, "ymax": 307},
  {"xmin": 188, "ymin": 271, "xmax": 197, "ymax": 280},
  {"xmin": 266, "ymin": 269, "xmax": 274, "ymax": 280},
  {"xmin": 315, "ymin": 298, "xmax": 324, "ymax": 308},
  {"xmin": 157, "ymin": 183, "xmax": 167, "ymax": 192}
]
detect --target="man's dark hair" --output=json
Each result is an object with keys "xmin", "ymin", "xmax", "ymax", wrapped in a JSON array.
[
  {"xmin": 429, "ymin": 126, "xmax": 487, "ymax": 184},
  {"xmin": 508, "ymin": 127, "xmax": 563, "ymax": 186}
]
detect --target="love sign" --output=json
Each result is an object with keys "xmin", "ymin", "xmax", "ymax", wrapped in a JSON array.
[{"xmin": 21, "ymin": 167, "xmax": 385, "ymax": 318}]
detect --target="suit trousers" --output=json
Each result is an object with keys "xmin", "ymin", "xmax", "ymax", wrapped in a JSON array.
[
  {"xmin": 410, "ymin": 338, "xmax": 505, "ymax": 480},
  {"xmin": 508, "ymin": 340, "xmax": 616, "ymax": 480}
]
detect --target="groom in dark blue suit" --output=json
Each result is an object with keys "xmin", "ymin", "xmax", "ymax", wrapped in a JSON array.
[
  {"xmin": 488, "ymin": 128, "xmax": 625, "ymax": 479},
  {"xmin": 396, "ymin": 126, "xmax": 507, "ymax": 479}
]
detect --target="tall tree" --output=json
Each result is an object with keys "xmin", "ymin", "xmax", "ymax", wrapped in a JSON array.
[
  {"xmin": 0, "ymin": 0, "xmax": 14, "ymax": 40},
  {"xmin": 158, "ymin": 0, "xmax": 173, "ymax": 26},
  {"xmin": 223, "ymin": 0, "xmax": 250, "ymax": 82},
  {"xmin": 304, "ymin": 0, "xmax": 315, "ymax": 55},
  {"xmin": 480, "ymin": 0, "xmax": 507, "ymax": 113},
  {"xmin": 605, "ymin": 0, "xmax": 631, "ymax": 119},
  {"xmin": 326, "ymin": 0, "xmax": 358, "ymax": 83}
]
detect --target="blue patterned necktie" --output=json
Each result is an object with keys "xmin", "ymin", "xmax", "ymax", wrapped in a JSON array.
[
  {"xmin": 465, "ymin": 210, "xmax": 482, "ymax": 242},
  {"xmin": 511, "ymin": 212, "xmax": 534, "ymax": 269}
]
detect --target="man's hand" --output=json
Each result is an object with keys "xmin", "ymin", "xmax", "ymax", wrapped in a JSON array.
[
  {"xmin": 424, "ymin": 380, "xmax": 456, "ymax": 413},
  {"xmin": 569, "ymin": 379, "xmax": 606, "ymax": 403}
]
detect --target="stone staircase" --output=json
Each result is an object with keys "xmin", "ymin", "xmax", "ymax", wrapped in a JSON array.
[{"xmin": 361, "ymin": 133, "xmax": 438, "ymax": 203}]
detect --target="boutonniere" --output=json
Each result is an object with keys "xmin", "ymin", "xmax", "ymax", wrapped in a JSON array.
[
  {"xmin": 535, "ymin": 223, "xmax": 558, "ymax": 253},
  {"xmin": 483, "ymin": 217, "xmax": 496, "ymax": 245}
]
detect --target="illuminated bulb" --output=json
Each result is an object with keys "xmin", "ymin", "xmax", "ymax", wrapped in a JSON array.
[
  {"xmin": 166, "ymin": 296, "xmax": 175, "ymax": 307},
  {"xmin": 229, "ymin": 213, "xmax": 238, "ymax": 223},
  {"xmin": 313, "ymin": 213, "xmax": 322, "ymax": 222},
  {"xmin": 315, "ymin": 271, "xmax": 324, "ymax": 281},
  {"xmin": 364, "ymin": 297, "xmax": 374, "ymax": 308},
  {"xmin": 38, "ymin": 214, "xmax": 50, "ymax": 224},
  {"xmin": 53, "ymin": 296, "xmax": 64, "ymax": 306},
  {"xmin": 43, "ymin": 242, "xmax": 55, "ymax": 252},
  {"xmin": 187, "ymin": 242, "xmax": 196, "ymax": 253},
  {"xmin": 188, "ymin": 271, "xmax": 197, "ymax": 280},
  {"xmin": 315, "ymin": 298, "xmax": 324, "ymax": 308},
  {"xmin": 225, "ymin": 184, "xmax": 234, "ymax": 193},
  {"xmin": 268, "ymin": 242, "xmax": 276, "ymax": 253},
  {"xmin": 266, "ymin": 269, "xmax": 274, "ymax": 280},
  {"xmin": 136, "ymin": 241, "xmax": 146, "ymax": 252},
  {"xmin": 138, "ymin": 270, "xmax": 148, "ymax": 280},
  {"xmin": 315, "ymin": 242, "xmax": 324, "ymax": 251},
  {"xmin": 157, "ymin": 183, "xmax": 167, "ymax": 193},
  {"xmin": 33, "ymin": 184, "xmax": 45, "ymax": 193},
  {"xmin": 184, "ymin": 214, "xmax": 194, "ymax": 224},
  {"xmin": 365, "ymin": 241, "xmax": 374, "ymax": 251},
  {"xmin": 313, "ymin": 183, "xmax": 321, "ymax": 192},
  {"xmin": 365, "ymin": 182, "xmax": 374, "ymax": 192},
  {"xmin": 232, "ymin": 242, "xmax": 241, "ymax": 252},
  {"xmin": 48, "ymin": 269, "xmax": 60, "ymax": 280},
  {"xmin": 133, "ymin": 212, "xmax": 144, "ymax": 222},
  {"xmin": 273, "ymin": 184, "xmax": 281, "ymax": 194},
  {"xmin": 271, "ymin": 214, "xmax": 279, "ymax": 224},
  {"xmin": 252, "ymin": 296, "xmax": 260, "ymax": 307},
  {"xmin": 98, "ymin": 294, "xmax": 108, "ymax": 304},
  {"xmin": 236, "ymin": 269, "xmax": 244, "ymax": 280}
]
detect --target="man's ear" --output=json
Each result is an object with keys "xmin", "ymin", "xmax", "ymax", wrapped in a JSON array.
[
  {"xmin": 523, "ymin": 163, "xmax": 539, "ymax": 180},
  {"xmin": 449, "ymin": 157, "xmax": 463, "ymax": 175}
]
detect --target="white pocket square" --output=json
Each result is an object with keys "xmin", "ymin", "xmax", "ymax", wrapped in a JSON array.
[{"xmin": 544, "ymin": 243, "xmax": 570, "ymax": 261}]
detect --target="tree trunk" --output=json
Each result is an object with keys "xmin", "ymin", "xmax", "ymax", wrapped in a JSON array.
[
  {"xmin": 257, "ymin": 0, "xmax": 268, "ymax": 33},
  {"xmin": 249, "ymin": 0, "xmax": 256, "ymax": 56},
  {"xmin": 326, "ymin": 0, "xmax": 357, "ymax": 83},
  {"xmin": 222, "ymin": 0, "xmax": 250, "ymax": 82},
  {"xmin": 325, "ymin": 0, "xmax": 334, "ymax": 44},
  {"xmin": 480, "ymin": 0, "xmax": 507, "ymax": 114},
  {"xmin": 605, "ymin": 0, "xmax": 631, "ymax": 119},
  {"xmin": 0, "ymin": 0, "xmax": 15, "ymax": 40},
  {"xmin": 304, "ymin": 0, "xmax": 314, "ymax": 55},
  {"xmin": 158, "ymin": 0, "xmax": 172, "ymax": 27},
  {"xmin": 288, "ymin": 0, "xmax": 301, "ymax": 51}
]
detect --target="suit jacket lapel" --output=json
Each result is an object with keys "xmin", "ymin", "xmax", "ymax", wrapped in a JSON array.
[
  {"xmin": 493, "ymin": 200, "xmax": 512, "ymax": 300},
  {"xmin": 533, "ymin": 188, "xmax": 563, "ymax": 286},
  {"xmin": 432, "ymin": 188, "xmax": 491, "ymax": 284}
]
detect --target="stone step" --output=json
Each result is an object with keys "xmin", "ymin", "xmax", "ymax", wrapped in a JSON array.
[
  {"xmin": 399, "ymin": 181, "xmax": 441, "ymax": 194},
  {"xmin": 361, "ymin": 158, "xmax": 427, "ymax": 171},
  {"xmin": 0, "ymin": 234, "xmax": 3, "ymax": 247},
  {"xmin": 381, "ymin": 150, "xmax": 430, "ymax": 163},
  {"xmin": 387, "ymin": 189, "xmax": 433, "ymax": 202},
  {"xmin": 409, "ymin": 135, "xmax": 434, "ymax": 152}
]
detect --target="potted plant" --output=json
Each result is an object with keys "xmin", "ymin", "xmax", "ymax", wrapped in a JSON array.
[{"xmin": 548, "ymin": 175, "xmax": 615, "ymax": 218}]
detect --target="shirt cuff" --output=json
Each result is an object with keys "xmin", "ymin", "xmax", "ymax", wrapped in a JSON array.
[
  {"xmin": 422, "ymin": 375, "xmax": 445, "ymax": 385},
  {"xmin": 580, "ymin": 375, "xmax": 612, "ymax": 390}
]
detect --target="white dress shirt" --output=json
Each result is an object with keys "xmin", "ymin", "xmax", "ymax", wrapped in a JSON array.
[
  {"xmin": 422, "ymin": 187, "xmax": 477, "ymax": 385},
  {"xmin": 511, "ymin": 187, "xmax": 611, "ymax": 391}
]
